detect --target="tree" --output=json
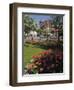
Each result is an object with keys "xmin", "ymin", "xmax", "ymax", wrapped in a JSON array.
[
  {"xmin": 36, "ymin": 29, "xmax": 43, "ymax": 35},
  {"xmin": 52, "ymin": 15, "xmax": 63, "ymax": 41},
  {"xmin": 24, "ymin": 15, "xmax": 37, "ymax": 34}
]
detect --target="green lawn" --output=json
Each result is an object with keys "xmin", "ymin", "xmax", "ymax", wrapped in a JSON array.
[{"xmin": 24, "ymin": 43, "xmax": 45, "ymax": 67}]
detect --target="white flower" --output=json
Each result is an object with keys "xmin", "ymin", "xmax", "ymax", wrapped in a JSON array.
[{"xmin": 30, "ymin": 59, "xmax": 34, "ymax": 63}]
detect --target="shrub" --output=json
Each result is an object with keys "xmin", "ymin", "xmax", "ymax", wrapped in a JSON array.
[{"xmin": 25, "ymin": 49, "xmax": 63, "ymax": 74}]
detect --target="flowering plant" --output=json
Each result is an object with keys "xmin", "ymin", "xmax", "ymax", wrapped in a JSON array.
[{"xmin": 25, "ymin": 49, "xmax": 63, "ymax": 74}]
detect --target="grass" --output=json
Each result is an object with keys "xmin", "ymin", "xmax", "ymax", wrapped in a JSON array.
[
  {"xmin": 24, "ymin": 43, "xmax": 45, "ymax": 67},
  {"xmin": 24, "ymin": 40, "xmax": 63, "ymax": 68}
]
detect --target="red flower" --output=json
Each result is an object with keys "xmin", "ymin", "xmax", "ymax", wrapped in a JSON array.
[
  {"xmin": 32, "ymin": 55, "xmax": 41, "ymax": 59},
  {"xmin": 43, "ymin": 51, "xmax": 49, "ymax": 55},
  {"xmin": 32, "ymin": 55, "xmax": 36, "ymax": 58}
]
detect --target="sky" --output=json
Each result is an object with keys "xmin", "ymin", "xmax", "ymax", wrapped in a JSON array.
[
  {"xmin": 28, "ymin": 14, "xmax": 55, "ymax": 24},
  {"xmin": 23, "ymin": 13, "xmax": 63, "ymax": 27},
  {"xmin": 24, "ymin": 14, "xmax": 56, "ymax": 27},
  {"xmin": 30, "ymin": 14, "xmax": 53, "ymax": 22}
]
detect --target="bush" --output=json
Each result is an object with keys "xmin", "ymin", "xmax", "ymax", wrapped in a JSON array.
[
  {"xmin": 25, "ymin": 40, "xmax": 63, "ymax": 50},
  {"xmin": 25, "ymin": 49, "xmax": 63, "ymax": 74},
  {"xmin": 35, "ymin": 40, "xmax": 58, "ymax": 49}
]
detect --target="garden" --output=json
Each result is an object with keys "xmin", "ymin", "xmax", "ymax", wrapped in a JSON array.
[
  {"xmin": 24, "ymin": 40, "xmax": 63, "ymax": 74},
  {"xmin": 23, "ymin": 14, "xmax": 63, "ymax": 74}
]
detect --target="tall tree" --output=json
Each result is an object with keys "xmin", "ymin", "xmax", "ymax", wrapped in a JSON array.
[
  {"xmin": 24, "ymin": 15, "xmax": 37, "ymax": 34},
  {"xmin": 52, "ymin": 15, "xmax": 63, "ymax": 41}
]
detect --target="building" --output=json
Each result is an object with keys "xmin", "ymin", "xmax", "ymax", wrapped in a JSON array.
[{"xmin": 39, "ymin": 20, "xmax": 52, "ymax": 33}]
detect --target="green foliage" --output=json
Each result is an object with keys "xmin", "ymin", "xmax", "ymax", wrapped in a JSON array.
[
  {"xmin": 52, "ymin": 15, "xmax": 63, "ymax": 40},
  {"xmin": 24, "ymin": 15, "xmax": 37, "ymax": 33},
  {"xmin": 36, "ymin": 29, "xmax": 43, "ymax": 35}
]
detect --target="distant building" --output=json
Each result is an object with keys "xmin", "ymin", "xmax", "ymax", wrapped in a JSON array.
[
  {"xmin": 39, "ymin": 20, "xmax": 60, "ymax": 40},
  {"xmin": 39, "ymin": 20, "xmax": 52, "ymax": 33}
]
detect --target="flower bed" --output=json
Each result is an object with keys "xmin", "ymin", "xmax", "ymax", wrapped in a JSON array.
[{"xmin": 25, "ymin": 49, "xmax": 63, "ymax": 74}]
